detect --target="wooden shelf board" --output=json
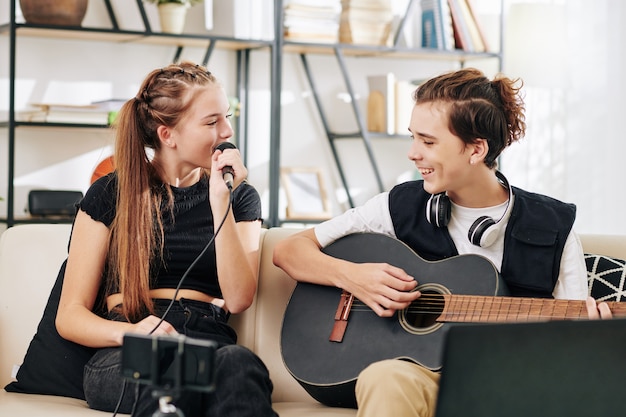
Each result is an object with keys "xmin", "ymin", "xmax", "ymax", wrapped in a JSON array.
[
  {"xmin": 283, "ymin": 41, "xmax": 499, "ymax": 61},
  {"xmin": 0, "ymin": 24, "xmax": 272, "ymax": 50},
  {"xmin": 0, "ymin": 216, "xmax": 75, "ymax": 225}
]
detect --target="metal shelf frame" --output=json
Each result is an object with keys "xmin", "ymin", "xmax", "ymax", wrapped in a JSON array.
[
  {"xmin": 2, "ymin": 0, "xmax": 503, "ymax": 227},
  {"xmin": 1, "ymin": 0, "xmax": 274, "ymax": 227},
  {"xmin": 273, "ymin": 0, "xmax": 504, "ymax": 213}
]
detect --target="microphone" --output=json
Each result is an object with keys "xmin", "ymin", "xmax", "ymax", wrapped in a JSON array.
[{"xmin": 215, "ymin": 142, "xmax": 236, "ymax": 190}]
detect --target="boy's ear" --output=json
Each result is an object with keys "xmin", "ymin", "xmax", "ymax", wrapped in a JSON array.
[{"xmin": 470, "ymin": 138, "xmax": 489, "ymax": 163}]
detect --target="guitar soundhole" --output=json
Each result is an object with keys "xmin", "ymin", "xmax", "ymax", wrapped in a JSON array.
[{"xmin": 399, "ymin": 284, "xmax": 447, "ymax": 335}]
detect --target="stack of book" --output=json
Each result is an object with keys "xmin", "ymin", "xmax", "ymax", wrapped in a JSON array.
[
  {"xmin": 21, "ymin": 99, "xmax": 126, "ymax": 125},
  {"xmin": 448, "ymin": 0, "xmax": 488, "ymax": 52},
  {"xmin": 420, "ymin": 0, "xmax": 488, "ymax": 52},
  {"xmin": 283, "ymin": 0, "xmax": 341, "ymax": 44},
  {"xmin": 339, "ymin": 0, "xmax": 393, "ymax": 46}
]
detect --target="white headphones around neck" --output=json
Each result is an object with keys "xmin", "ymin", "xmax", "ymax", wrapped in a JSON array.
[{"xmin": 425, "ymin": 171, "xmax": 513, "ymax": 248}]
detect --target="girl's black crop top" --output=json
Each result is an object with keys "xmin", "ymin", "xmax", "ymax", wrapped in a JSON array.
[{"xmin": 78, "ymin": 172, "xmax": 262, "ymax": 298}]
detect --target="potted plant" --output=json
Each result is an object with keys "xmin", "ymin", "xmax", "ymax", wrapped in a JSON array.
[{"xmin": 145, "ymin": 0, "xmax": 204, "ymax": 34}]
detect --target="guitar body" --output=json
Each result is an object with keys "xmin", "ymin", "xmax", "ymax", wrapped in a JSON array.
[{"xmin": 280, "ymin": 233, "xmax": 507, "ymax": 408}]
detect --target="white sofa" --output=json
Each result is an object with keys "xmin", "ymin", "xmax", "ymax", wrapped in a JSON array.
[
  {"xmin": 2, "ymin": 224, "xmax": 626, "ymax": 416},
  {"xmin": 0, "ymin": 224, "xmax": 357, "ymax": 416}
]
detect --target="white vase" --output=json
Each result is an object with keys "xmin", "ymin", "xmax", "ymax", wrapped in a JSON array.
[{"xmin": 158, "ymin": 3, "xmax": 189, "ymax": 34}]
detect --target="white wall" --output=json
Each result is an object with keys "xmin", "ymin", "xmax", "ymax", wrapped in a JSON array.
[
  {"xmin": 500, "ymin": 0, "xmax": 626, "ymax": 234},
  {"xmin": 1, "ymin": 0, "xmax": 625, "ymax": 234}
]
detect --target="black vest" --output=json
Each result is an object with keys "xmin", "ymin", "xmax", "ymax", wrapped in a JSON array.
[{"xmin": 388, "ymin": 181, "xmax": 576, "ymax": 298}]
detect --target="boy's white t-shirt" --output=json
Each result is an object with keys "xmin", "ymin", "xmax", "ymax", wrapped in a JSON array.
[{"xmin": 314, "ymin": 191, "xmax": 588, "ymax": 300}]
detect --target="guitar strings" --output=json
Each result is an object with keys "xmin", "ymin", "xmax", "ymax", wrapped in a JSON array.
[{"xmin": 342, "ymin": 295, "xmax": 591, "ymax": 320}]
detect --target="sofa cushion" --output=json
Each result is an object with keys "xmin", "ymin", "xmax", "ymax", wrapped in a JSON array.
[
  {"xmin": 4, "ymin": 260, "xmax": 96, "ymax": 399},
  {"xmin": 585, "ymin": 253, "xmax": 626, "ymax": 301}
]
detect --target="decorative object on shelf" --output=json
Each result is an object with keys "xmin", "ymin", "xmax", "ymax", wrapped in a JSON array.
[
  {"xmin": 280, "ymin": 167, "xmax": 331, "ymax": 220},
  {"xmin": 366, "ymin": 74, "xmax": 419, "ymax": 135},
  {"xmin": 145, "ymin": 0, "xmax": 204, "ymax": 34},
  {"xmin": 19, "ymin": 0, "xmax": 88, "ymax": 26},
  {"xmin": 339, "ymin": 0, "xmax": 393, "ymax": 46},
  {"xmin": 91, "ymin": 156, "xmax": 115, "ymax": 184},
  {"xmin": 367, "ymin": 73, "xmax": 395, "ymax": 135},
  {"xmin": 27, "ymin": 190, "xmax": 84, "ymax": 218}
]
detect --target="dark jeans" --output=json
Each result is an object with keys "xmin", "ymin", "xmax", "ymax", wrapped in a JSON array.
[{"xmin": 83, "ymin": 298, "xmax": 278, "ymax": 417}]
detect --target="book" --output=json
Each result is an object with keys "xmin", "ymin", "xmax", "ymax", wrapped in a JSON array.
[
  {"xmin": 284, "ymin": 29, "xmax": 339, "ymax": 43},
  {"xmin": 448, "ymin": 0, "xmax": 473, "ymax": 51},
  {"xmin": 341, "ymin": 0, "xmax": 391, "ymax": 7},
  {"xmin": 44, "ymin": 110, "xmax": 110, "ymax": 125},
  {"xmin": 421, "ymin": 0, "xmax": 439, "ymax": 48},
  {"xmin": 456, "ymin": 0, "xmax": 485, "ymax": 52},
  {"xmin": 208, "ymin": 0, "xmax": 274, "ymax": 40},
  {"xmin": 283, "ymin": 1, "xmax": 341, "ymax": 43},
  {"xmin": 91, "ymin": 98, "xmax": 128, "ymax": 111},
  {"xmin": 14, "ymin": 109, "xmax": 47, "ymax": 122},
  {"xmin": 420, "ymin": 0, "xmax": 454, "ymax": 50},
  {"xmin": 29, "ymin": 103, "xmax": 112, "ymax": 125},
  {"xmin": 440, "ymin": 0, "xmax": 455, "ymax": 50},
  {"xmin": 465, "ymin": 0, "xmax": 489, "ymax": 51},
  {"xmin": 340, "ymin": 6, "xmax": 393, "ymax": 22},
  {"xmin": 394, "ymin": 80, "xmax": 416, "ymax": 134}
]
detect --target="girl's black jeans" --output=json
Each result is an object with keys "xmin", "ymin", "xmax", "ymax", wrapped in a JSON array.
[{"xmin": 83, "ymin": 298, "xmax": 278, "ymax": 417}]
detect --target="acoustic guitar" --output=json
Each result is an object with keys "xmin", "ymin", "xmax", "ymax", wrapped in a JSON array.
[{"xmin": 280, "ymin": 232, "xmax": 625, "ymax": 408}]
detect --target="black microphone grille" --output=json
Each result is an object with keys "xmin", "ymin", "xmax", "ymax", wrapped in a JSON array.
[{"xmin": 215, "ymin": 142, "xmax": 237, "ymax": 152}]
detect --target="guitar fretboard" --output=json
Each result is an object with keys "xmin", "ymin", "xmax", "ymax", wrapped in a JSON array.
[{"xmin": 435, "ymin": 295, "xmax": 625, "ymax": 323}]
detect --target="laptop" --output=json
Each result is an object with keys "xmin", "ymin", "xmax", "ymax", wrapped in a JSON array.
[{"xmin": 434, "ymin": 318, "xmax": 626, "ymax": 417}]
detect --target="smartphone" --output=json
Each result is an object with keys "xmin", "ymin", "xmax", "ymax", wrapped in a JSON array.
[{"xmin": 122, "ymin": 333, "xmax": 217, "ymax": 393}]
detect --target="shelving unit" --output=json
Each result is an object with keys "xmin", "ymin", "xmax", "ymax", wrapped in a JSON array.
[
  {"xmin": 1, "ymin": 0, "xmax": 274, "ymax": 227},
  {"xmin": 2, "ymin": 0, "xmax": 504, "ymax": 228},
  {"xmin": 271, "ymin": 0, "xmax": 504, "ymax": 215}
]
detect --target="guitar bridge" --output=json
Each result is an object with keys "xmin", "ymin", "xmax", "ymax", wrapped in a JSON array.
[{"xmin": 329, "ymin": 290, "xmax": 354, "ymax": 342}]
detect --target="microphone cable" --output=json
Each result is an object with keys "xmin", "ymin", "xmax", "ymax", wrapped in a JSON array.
[
  {"xmin": 110, "ymin": 185, "xmax": 234, "ymax": 417},
  {"xmin": 147, "ymin": 187, "xmax": 233, "ymax": 334}
]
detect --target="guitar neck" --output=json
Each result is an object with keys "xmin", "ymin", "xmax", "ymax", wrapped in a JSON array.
[{"xmin": 438, "ymin": 295, "xmax": 626, "ymax": 323}]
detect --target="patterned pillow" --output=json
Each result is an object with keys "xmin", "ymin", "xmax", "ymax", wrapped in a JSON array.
[{"xmin": 585, "ymin": 254, "xmax": 626, "ymax": 301}]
